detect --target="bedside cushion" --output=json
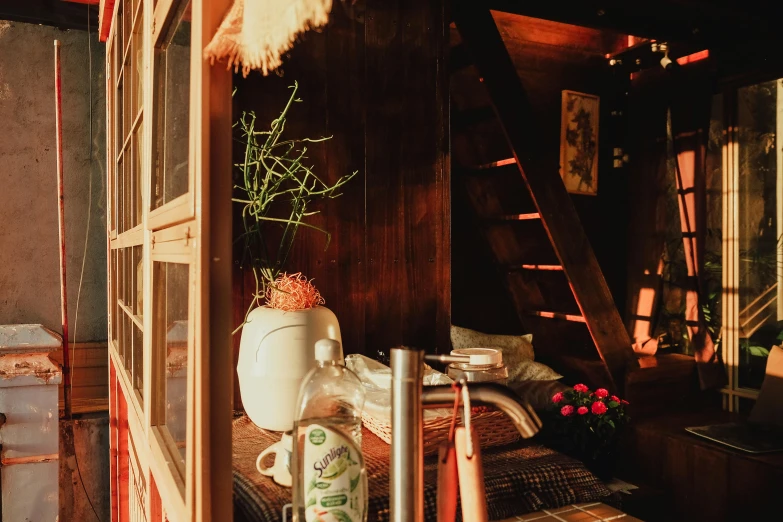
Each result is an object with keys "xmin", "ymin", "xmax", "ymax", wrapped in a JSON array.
[{"xmin": 509, "ymin": 379, "xmax": 569, "ymax": 411}]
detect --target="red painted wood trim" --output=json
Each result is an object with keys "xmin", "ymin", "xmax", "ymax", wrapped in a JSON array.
[
  {"xmin": 109, "ymin": 362, "xmax": 119, "ymax": 522},
  {"xmin": 54, "ymin": 40, "xmax": 72, "ymax": 417},
  {"xmin": 116, "ymin": 362, "xmax": 130, "ymax": 522},
  {"xmin": 150, "ymin": 474, "xmax": 164, "ymax": 522},
  {"xmin": 98, "ymin": 0, "xmax": 117, "ymax": 42}
]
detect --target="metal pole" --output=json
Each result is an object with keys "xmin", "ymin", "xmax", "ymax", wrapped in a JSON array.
[
  {"xmin": 54, "ymin": 40, "xmax": 71, "ymax": 418},
  {"xmin": 390, "ymin": 348, "xmax": 424, "ymax": 522}
]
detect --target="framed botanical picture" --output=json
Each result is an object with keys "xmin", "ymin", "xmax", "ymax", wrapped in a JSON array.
[{"xmin": 560, "ymin": 90, "xmax": 599, "ymax": 195}]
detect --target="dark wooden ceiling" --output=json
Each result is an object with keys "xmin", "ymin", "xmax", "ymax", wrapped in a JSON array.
[
  {"xmin": 4, "ymin": 1, "xmax": 779, "ymax": 43},
  {"xmin": 0, "ymin": 0, "xmax": 99, "ymax": 32},
  {"xmin": 490, "ymin": 0, "xmax": 782, "ymax": 43}
]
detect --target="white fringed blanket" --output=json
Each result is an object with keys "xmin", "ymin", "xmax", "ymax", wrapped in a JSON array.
[{"xmin": 204, "ymin": 0, "xmax": 332, "ymax": 76}]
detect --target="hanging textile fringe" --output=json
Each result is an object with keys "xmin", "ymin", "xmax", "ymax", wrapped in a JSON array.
[{"xmin": 204, "ymin": 0, "xmax": 332, "ymax": 77}]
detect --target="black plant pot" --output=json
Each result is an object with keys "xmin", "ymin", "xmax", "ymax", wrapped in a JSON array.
[
  {"xmin": 544, "ymin": 435, "xmax": 617, "ymax": 482},
  {"xmin": 581, "ymin": 450, "xmax": 617, "ymax": 482}
]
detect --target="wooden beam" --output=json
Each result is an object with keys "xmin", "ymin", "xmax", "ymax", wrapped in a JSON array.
[{"xmin": 454, "ymin": 0, "xmax": 638, "ymax": 391}]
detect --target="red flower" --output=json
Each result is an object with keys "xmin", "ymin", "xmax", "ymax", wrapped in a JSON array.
[
  {"xmin": 591, "ymin": 401, "xmax": 608, "ymax": 415},
  {"xmin": 577, "ymin": 406, "xmax": 589, "ymax": 415},
  {"xmin": 594, "ymin": 388, "xmax": 609, "ymax": 399},
  {"xmin": 573, "ymin": 383, "xmax": 589, "ymax": 393},
  {"xmin": 610, "ymin": 395, "xmax": 621, "ymax": 403},
  {"xmin": 552, "ymin": 392, "xmax": 564, "ymax": 403},
  {"xmin": 560, "ymin": 405, "xmax": 575, "ymax": 416},
  {"xmin": 621, "ymin": 399, "xmax": 629, "ymax": 405}
]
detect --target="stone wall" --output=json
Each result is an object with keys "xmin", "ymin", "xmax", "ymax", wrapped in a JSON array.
[{"xmin": 0, "ymin": 20, "xmax": 107, "ymax": 343}]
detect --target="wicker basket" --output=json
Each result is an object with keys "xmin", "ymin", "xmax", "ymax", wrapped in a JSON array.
[{"xmin": 362, "ymin": 407, "xmax": 521, "ymax": 456}]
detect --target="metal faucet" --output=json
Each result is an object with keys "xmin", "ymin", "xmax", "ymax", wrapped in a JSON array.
[{"xmin": 390, "ymin": 348, "xmax": 542, "ymax": 522}]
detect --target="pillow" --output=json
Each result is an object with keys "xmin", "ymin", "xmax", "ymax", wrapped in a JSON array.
[
  {"xmin": 509, "ymin": 379, "xmax": 569, "ymax": 411},
  {"xmin": 450, "ymin": 325, "xmax": 562, "ymax": 383}
]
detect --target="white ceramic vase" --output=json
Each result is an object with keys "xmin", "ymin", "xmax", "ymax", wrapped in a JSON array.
[{"xmin": 238, "ymin": 305, "xmax": 342, "ymax": 431}]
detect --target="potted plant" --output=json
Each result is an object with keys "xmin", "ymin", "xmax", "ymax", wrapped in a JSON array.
[
  {"xmin": 546, "ymin": 384, "xmax": 630, "ymax": 480},
  {"xmin": 234, "ymin": 82, "xmax": 356, "ymax": 431}
]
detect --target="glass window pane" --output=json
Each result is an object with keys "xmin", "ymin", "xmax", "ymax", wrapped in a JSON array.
[
  {"xmin": 115, "ymin": 46, "xmax": 123, "ymax": 155},
  {"xmin": 152, "ymin": 1, "xmax": 191, "ymax": 210},
  {"xmin": 737, "ymin": 79, "xmax": 781, "ymax": 389},
  {"xmin": 133, "ymin": 124, "xmax": 143, "ymax": 227},
  {"xmin": 133, "ymin": 323, "xmax": 143, "ymax": 400},
  {"xmin": 115, "ymin": 4, "xmax": 123, "ymax": 63},
  {"xmin": 123, "ymin": 55, "xmax": 132, "ymax": 141},
  {"xmin": 117, "ymin": 155, "xmax": 125, "ymax": 233},
  {"xmin": 133, "ymin": 245, "xmax": 143, "ymax": 317},
  {"xmin": 132, "ymin": 12, "xmax": 143, "ymax": 117},
  {"xmin": 124, "ymin": 154, "xmax": 132, "ymax": 232},
  {"xmin": 110, "ymin": 251, "xmax": 117, "ymax": 340},
  {"xmin": 123, "ymin": 0, "xmax": 133, "ymax": 53},
  {"xmin": 704, "ymin": 94, "xmax": 723, "ymax": 359},
  {"xmin": 123, "ymin": 311, "xmax": 132, "ymax": 371},
  {"xmin": 125, "ymin": 248, "xmax": 133, "ymax": 307},
  {"xmin": 154, "ymin": 261, "xmax": 189, "ymax": 473},
  {"xmin": 116, "ymin": 247, "xmax": 125, "ymax": 313}
]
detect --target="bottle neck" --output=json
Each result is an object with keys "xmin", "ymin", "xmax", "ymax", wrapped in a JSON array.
[{"xmin": 315, "ymin": 359, "xmax": 341, "ymax": 367}]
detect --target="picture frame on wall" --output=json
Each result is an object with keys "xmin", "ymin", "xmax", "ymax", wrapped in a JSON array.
[{"xmin": 560, "ymin": 90, "xmax": 599, "ymax": 195}]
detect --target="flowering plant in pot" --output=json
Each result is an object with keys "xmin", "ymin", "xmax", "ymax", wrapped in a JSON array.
[
  {"xmin": 547, "ymin": 384, "xmax": 630, "ymax": 480},
  {"xmin": 234, "ymin": 83, "xmax": 356, "ymax": 431}
]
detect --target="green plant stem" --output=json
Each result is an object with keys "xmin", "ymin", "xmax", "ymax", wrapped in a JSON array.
[{"xmin": 233, "ymin": 81, "xmax": 357, "ymax": 333}]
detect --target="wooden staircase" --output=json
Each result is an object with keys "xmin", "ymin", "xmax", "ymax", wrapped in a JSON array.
[{"xmin": 451, "ymin": 2, "xmax": 638, "ymax": 391}]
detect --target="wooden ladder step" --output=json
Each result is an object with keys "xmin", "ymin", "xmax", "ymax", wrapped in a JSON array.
[
  {"xmin": 449, "ymin": 42, "xmax": 472, "ymax": 73},
  {"xmin": 460, "ymin": 158, "xmax": 516, "ymax": 172},
  {"xmin": 453, "ymin": 105, "xmax": 495, "ymax": 128},
  {"xmin": 486, "ymin": 213, "xmax": 540, "ymax": 221},
  {"xmin": 506, "ymin": 264, "xmax": 563, "ymax": 271},
  {"xmin": 523, "ymin": 310, "xmax": 586, "ymax": 323}
]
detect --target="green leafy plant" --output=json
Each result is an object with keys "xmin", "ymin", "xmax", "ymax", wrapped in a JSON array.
[{"xmin": 233, "ymin": 82, "xmax": 356, "ymax": 331}]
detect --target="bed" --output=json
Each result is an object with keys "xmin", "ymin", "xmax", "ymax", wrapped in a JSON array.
[{"xmin": 232, "ymin": 413, "xmax": 618, "ymax": 522}]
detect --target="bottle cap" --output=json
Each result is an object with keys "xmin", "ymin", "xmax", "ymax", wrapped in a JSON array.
[
  {"xmin": 315, "ymin": 338, "xmax": 342, "ymax": 362},
  {"xmin": 450, "ymin": 348, "xmax": 503, "ymax": 366}
]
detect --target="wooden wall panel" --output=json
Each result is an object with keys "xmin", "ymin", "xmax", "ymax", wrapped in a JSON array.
[
  {"xmin": 691, "ymin": 445, "xmax": 729, "ymax": 521},
  {"xmin": 323, "ymin": 4, "xmax": 368, "ymax": 358},
  {"xmin": 364, "ymin": 0, "xmax": 449, "ymax": 354},
  {"xmin": 52, "ymin": 341, "xmax": 109, "ymax": 410},
  {"xmin": 622, "ymin": 411, "xmax": 783, "ymax": 521},
  {"xmin": 232, "ymin": 0, "xmax": 449, "ymax": 371}
]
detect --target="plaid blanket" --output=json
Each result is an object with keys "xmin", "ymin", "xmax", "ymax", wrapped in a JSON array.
[{"xmin": 232, "ymin": 415, "xmax": 615, "ymax": 522}]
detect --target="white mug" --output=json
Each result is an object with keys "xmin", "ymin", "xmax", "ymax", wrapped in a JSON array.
[{"xmin": 256, "ymin": 431, "xmax": 293, "ymax": 487}]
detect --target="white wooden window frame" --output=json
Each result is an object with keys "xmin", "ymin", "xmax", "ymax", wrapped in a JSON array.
[{"xmin": 106, "ymin": 0, "xmax": 233, "ymax": 520}]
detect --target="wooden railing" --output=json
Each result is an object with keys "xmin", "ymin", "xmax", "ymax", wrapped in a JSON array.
[{"xmin": 739, "ymin": 283, "xmax": 778, "ymax": 338}]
